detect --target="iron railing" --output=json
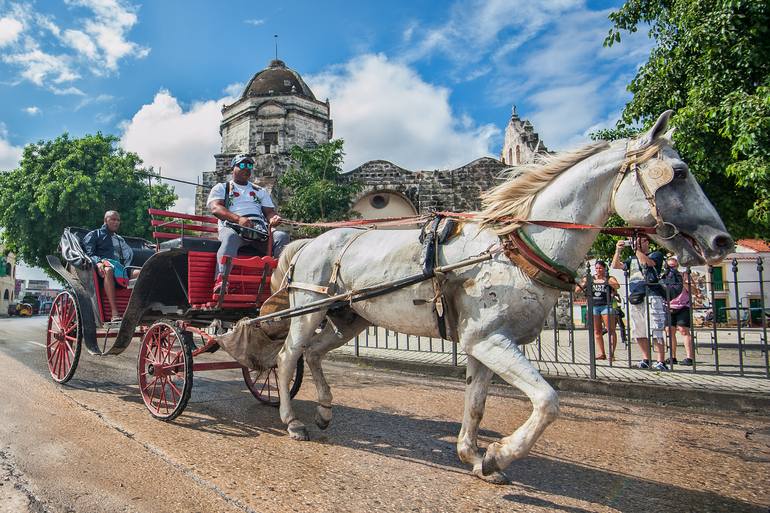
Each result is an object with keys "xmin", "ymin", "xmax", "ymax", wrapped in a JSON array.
[{"xmin": 344, "ymin": 257, "xmax": 769, "ymax": 379}]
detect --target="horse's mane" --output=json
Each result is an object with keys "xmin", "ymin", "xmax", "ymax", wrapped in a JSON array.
[{"xmin": 476, "ymin": 141, "xmax": 611, "ymax": 235}]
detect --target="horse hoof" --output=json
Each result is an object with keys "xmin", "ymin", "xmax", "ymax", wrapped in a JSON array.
[
  {"xmin": 473, "ymin": 466, "xmax": 510, "ymax": 485},
  {"xmin": 481, "ymin": 443, "xmax": 501, "ymax": 476},
  {"xmin": 287, "ymin": 422, "xmax": 310, "ymax": 441},
  {"xmin": 315, "ymin": 410, "xmax": 331, "ymax": 430}
]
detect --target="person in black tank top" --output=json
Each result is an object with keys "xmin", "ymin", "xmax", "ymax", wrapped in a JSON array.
[{"xmin": 577, "ymin": 260, "xmax": 620, "ymax": 360}]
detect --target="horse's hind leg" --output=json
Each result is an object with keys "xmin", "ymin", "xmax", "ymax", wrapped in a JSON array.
[
  {"xmin": 277, "ymin": 310, "xmax": 326, "ymax": 441},
  {"xmin": 468, "ymin": 334, "xmax": 559, "ymax": 476},
  {"xmin": 457, "ymin": 355, "xmax": 508, "ymax": 484},
  {"xmin": 307, "ymin": 312, "xmax": 370, "ymax": 430}
]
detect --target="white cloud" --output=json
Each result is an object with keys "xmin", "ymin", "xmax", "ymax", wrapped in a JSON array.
[
  {"xmin": 1, "ymin": 0, "xmax": 148, "ymax": 90},
  {"xmin": 308, "ymin": 54, "xmax": 499, "ymax": 171},
  {"xmin": 62, "ymin": 28, "xmax": 97, "ymax": 59},
  {"xmin": 244, "ymin": 19, "xmax": 264, "ymax": 26},
  {"xmin": 120, "ymin": 90, "xmax": 237, "ymax": 212},
  {"xmin": 0, "ymin": 123, "xmax": 23, "ymax": 171},
  {"xmin": 223, "ymin": 82, "xmax": 244, "ymax": 97},
  {"xmin": 0, "ymin": 16, "xmax": 23, "ymax": 46},
  {"xmin": 68, "ymin": 0, "xmax": 150, "ymax": 70},
  {"xmin": 3, "ymin": 47, "xmax": 79, "ymax": 85},
  {"xmin": 405, "ymin": 0, "xmax": 654, "ymax": 151},
  {"xmin": 23, "ymin": 106, "xmax": 40, "ymax": 115},
  {"xmin": 51, "ymin": 85, "xmax": 85, "ymax": 95}
]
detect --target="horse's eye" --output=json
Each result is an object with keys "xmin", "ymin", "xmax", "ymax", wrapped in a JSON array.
[{"xmin": 673, "ymin": 166, "xmax": 688, "ymax": 179}]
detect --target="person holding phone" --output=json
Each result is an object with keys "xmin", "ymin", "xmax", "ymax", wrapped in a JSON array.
[{"xmin": 611, "ymin": 236, "xmax": 668, "ymax": 370}]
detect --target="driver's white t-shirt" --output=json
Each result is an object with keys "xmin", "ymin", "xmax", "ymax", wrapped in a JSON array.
[{"xmin": 206, "ymin": 181, "xmax": 274, "ymax": 229}]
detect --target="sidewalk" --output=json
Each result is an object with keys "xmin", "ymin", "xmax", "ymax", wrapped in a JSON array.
[{"xmin": 329, "ymin": 327, "xmax": 770, "ymax": 409}]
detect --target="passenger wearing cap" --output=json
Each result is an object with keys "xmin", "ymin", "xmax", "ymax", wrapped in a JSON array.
[{"xmin": 207, "ymin": 154, "xmax": 290, "ymax": 289}]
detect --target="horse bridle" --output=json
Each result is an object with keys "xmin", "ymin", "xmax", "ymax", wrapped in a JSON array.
[{"xmin": 610, "ymin": 141, "xmax": 678, "ymax": 240}]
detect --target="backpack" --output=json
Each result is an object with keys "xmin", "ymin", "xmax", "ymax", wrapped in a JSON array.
[{"xmin": 661, "ymin": 268, "xmax": 684, "ymax": 299}]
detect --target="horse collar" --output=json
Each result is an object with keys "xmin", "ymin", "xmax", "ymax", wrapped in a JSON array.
[{"xmin": 502, "ymin": 230, "xmax": 577, "ymax": 291}]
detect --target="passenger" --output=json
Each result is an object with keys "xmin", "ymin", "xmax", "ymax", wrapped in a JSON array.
[
  {"xmin": 207, "ymin": 154, "xmax": 290, "ymax": 292},
  {"xmin": 83, "ymin": 210, "xmax": 139, "ymax": 322},
  {"xmin": 612, "ymin": 236, "xmax": 668, "ymax": 370},
  {"xmin": 663, "ymin": 256, "xmax": 694, "ymax": 366}
]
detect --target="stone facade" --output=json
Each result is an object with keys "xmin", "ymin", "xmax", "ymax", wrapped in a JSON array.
[
  {"xmin": 344, "ymin": 158, "xmax": 507, "ymax": 217},
  {"xmin": 196, "ymin": 62, "xmax": 549, "ymax": 218},
  {"xmin": 500, "ymin": 105, "xmax": 548, "ymax": 166}
]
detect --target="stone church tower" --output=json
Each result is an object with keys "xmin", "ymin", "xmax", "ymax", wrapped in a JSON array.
[
  {"xmin": 500, "ymin": 105, "xmax": 548, "ymax": 166},
  {"xmin": 196, "ymin": 59, "xmax": 332, "ymax": 213}
]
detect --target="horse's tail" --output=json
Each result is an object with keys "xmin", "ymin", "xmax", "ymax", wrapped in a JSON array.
[{"xmin": 271, "ymin": 239, "xmax": 311, "ymax": 294}]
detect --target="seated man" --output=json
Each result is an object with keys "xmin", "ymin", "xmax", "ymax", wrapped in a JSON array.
[
  {"xmin": 83, "ymin": 210, "xmax": 139, "ymax": 322},
  {"xmin": 207, "ymin": 154, "xmax": 289, "ymax": 291}
]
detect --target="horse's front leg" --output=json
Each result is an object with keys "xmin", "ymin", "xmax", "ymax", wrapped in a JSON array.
[
  {"xmin": 457, "ymin": 355, "xmax": 509, "ymax": 484},
  {"xmin": 467, "ymin": 333, "xmax": 559, "ymax": 476},
  {"xmin": 305, "ymin": 313, "xmax": 370, "ymax": 430},
  {"xmin": 277, "ymin": 310, "xmax": 327, "ymax": 441}
]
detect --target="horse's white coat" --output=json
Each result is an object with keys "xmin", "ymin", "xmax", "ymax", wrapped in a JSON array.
[{"xmin": 273, "ymin": 113, "xmax": 732, "ymax": 481}]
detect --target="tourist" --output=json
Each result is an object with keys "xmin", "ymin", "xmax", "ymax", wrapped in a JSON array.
[
  {"xmin": 577, "ymin": 260, "xmax": 620, "ymax": 360},
  {"xmin": 611, "ymin": 237, "xmax": 668, "ymax": 370},
  {"xmin": 663, "ymin": 257, "xmax": 694, "ymax": 366}
]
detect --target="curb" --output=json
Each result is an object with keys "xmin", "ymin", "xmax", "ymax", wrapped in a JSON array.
[{"xmin": 327, "ymin": 352, "xmax": 770, "ymax": 412}]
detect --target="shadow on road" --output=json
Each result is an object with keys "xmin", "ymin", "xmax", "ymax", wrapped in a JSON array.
[{"xmin": 60, "ymin": 373, "xmax": 764, "ymax": 513}]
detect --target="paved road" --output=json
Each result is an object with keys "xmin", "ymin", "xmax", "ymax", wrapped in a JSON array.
[{"xmin": 1, "ymin": 316, "xmax": 768, "ymax": 513}]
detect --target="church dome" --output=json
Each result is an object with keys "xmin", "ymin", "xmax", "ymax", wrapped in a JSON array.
[{"xmin": 241, "ymin": 59, "xmax": 316, "ymax": 100}]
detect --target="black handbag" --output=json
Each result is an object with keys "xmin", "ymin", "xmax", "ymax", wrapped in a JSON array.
[{"xmin": 629, "ymin": 281, "xmax": 646, "ymax": 304}]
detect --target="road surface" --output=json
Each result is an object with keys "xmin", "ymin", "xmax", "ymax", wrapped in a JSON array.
[{"xmin": 1, "ymin": 316, "xmax": 768, "ymax": 512}]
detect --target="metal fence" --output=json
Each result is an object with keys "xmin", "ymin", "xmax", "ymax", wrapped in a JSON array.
[{"xmin": 345, "ymin": 257, "xmax": 769, "ymax": 379}]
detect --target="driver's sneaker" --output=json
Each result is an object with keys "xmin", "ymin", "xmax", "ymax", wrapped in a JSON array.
[
  {"xmin": 652, "ymin": 361, "xmax": 669, "ymax": 371},
  {"xmin": 665, "ymin": 357, "xmax": 678, "ymax": 365},
  {"xmin": 680, "ymin": 358, "xmax": 694, "ymax": 366},
  {"xmin": 635, "ymin": 359, "xmax": 651, "ymax": 369}
]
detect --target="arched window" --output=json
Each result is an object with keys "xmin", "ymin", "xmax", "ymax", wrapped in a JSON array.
[
  {"xmin": 5, "ymin": 263, "xmax": 10, "ymax": 276},
  {"xmin": 3, "ymin": 290, "xmax": 9, "ymax": 300},
  {"xmin": 515, "ymin": 146, "xmax": 521, "ymax": 165},
  {"xmin": 508, "ymin": 148, "xmax": 512, "ymax": 165}
]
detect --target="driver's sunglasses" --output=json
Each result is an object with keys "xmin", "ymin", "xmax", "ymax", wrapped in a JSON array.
[{"xmin": 238, "ymin": 162, "xmax": 254, "ymax": 170}]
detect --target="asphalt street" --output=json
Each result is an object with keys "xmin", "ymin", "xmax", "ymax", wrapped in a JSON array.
[{"xmin": 1, "ymin": 316, "xmax": 768, "ymax": 513}]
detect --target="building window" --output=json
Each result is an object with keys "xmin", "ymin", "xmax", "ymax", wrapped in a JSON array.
[
  {"xmin": 508, "ymin": 148, "xmax": 512, "ymax": 165},
  {"xmin": 3, "ymin": 290, "xmax": 8, "ymax": 300},
  {"xmin": 515, "ymin": 146, "xmax": 521, "ymax": 165},
  {"xmin": 263, "ymin": 132, "xmax": 278, "ymax": 154},
  {"xmin": 5, "ymin": 263, "xmax": 10, "ymax": 276},
  {"xmin": 369, "ymin": 194, "xmax": 389, "ymax": 209}
]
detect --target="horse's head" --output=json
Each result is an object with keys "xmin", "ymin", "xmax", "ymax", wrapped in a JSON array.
[{"xmin": 612, "ymin": 111, "xmax": 734, "ymax": 266}]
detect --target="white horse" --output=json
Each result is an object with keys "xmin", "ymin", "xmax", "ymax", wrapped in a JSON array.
[{"xmin": 269, "ymin": 111, "xmax": 732, "ymax": 483}]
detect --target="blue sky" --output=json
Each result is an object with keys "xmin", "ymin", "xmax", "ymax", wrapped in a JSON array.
[{"xmin": 0, "ymin": 0, "xmax": 653, "ymax": 279}]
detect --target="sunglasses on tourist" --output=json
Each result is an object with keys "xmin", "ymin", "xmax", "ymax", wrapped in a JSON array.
[{"xmin": 238, "ymin": 162, "xmax": 254, "ymax": 169}]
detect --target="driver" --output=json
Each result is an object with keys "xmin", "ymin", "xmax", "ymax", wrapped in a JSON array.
[{"xmin": 207, "ymin": 154, "xmax": 289, "ymax": 292}]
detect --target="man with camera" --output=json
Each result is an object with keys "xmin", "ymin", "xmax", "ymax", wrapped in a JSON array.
[
  {"xmin": 207, "ymin": 154, "xmax": 290, "ymax": 291},
  {"xmin": 611, "ymin": 236, "xmax": 667, "ymax": 370}
]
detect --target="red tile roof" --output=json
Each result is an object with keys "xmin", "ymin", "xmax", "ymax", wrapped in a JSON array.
[{"xmin": 736, "ymin": 239, "xmax": 770, "ymax": 252}]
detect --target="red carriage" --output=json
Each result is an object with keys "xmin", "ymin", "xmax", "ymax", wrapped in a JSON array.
[{"xmin": 45, "ymin": 209, "xmax": 303, "ymax": 420}]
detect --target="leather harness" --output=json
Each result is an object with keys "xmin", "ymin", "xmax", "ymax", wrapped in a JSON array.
[{"xmin": 273, "ymin": 137, "xmax": 677, "ymax": 335}]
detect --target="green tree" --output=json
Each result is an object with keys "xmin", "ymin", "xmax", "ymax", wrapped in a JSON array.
[
  {"xmin": 277, "ymin": 139, "xmax": 362, "ymax": 235},
  {"xmin": 605, "ymin": 0, "xmax": 770, "ymax": 238},
  {"xmin": 0, "ymin": 133, "xmax": 176, "ymax": 274}
]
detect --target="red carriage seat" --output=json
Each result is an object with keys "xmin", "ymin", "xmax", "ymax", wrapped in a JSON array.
[{"xmin": 188, "ymin": 253, "xmax": 278, "ymax": 309}]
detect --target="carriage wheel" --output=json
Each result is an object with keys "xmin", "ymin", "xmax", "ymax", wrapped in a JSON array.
[
  {"xmin": 243, "ymin": 356, "xmax": 304, "ymax": 407},
  {"xmin": 46, "ymin": 291, "xmax": 82, "ymax": 384},
  {"xmin": 137, "ymin": 321, "xmax": 193, "ymax": 421}
]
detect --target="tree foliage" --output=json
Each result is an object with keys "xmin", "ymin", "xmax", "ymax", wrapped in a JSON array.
[
  {"xmin": 277, "ymin": 139, "xmax": 361, "ymax": 235},
  {"xmin": 0, "ymin": 133, "xmax": 176, "ymax": 274},
  {"xmin": 605, "ymin": 0, "xmax": 770, "ymax": 237}
]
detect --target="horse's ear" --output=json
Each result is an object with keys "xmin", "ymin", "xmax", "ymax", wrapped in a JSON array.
[
  {"xmin": 639, "ymin": 110, "xmax": 674, "ymax": 148},
  {"xmin": 662, "ymin": 127, "xmax": 676, "ymax": 143}
]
